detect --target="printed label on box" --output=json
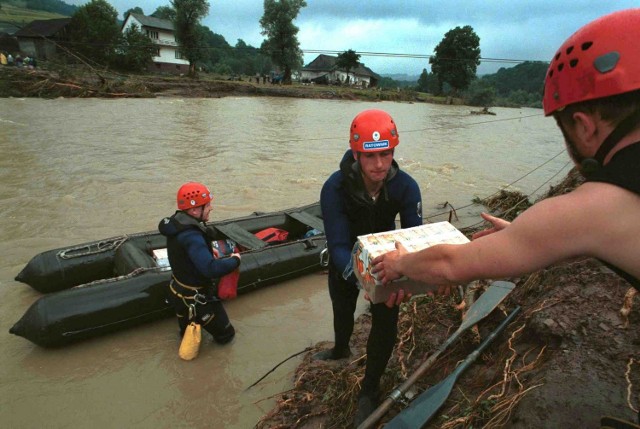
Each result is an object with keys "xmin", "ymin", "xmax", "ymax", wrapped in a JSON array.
[{"xmin": 352, "ymin": 222, "xmax": 470, "ymax": 303}]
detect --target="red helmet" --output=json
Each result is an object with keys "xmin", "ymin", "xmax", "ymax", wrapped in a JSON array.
[
  {"xmin": 176, "ymin": 182, "xmax": 213, "ymax": 210},
  {"xmin": 543, "ymin": 8, "xmax": 640, "ymax": 116},
  {"xmin": 349, "ymin": 109, "xmax": 399, "ymax": 152}
]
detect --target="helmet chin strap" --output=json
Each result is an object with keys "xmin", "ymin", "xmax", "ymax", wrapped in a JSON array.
[{"xmin": 581, "ymin": 108, "xmax": 640, "ymax": 175}]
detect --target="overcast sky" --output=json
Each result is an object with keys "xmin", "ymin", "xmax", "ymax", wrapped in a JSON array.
[{"xmin": 67, "ymin": 0, "xmax": 638, "ymax": 76}]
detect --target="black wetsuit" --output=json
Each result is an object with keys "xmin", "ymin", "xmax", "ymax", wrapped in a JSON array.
[
  {"xmin": 321, "ymin": 150, "xmax": 423, "ymax": 396},
  {"xmin": 159, "ymin": 211, "xmax": 240, "ymax": 343},
  {"xmin": 585, "ymin": 142, "xmax": 640, "ymax": 290}
]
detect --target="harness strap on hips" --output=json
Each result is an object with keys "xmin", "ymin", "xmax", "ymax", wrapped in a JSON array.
[
  {"xmin": 171, "ymin": 275, "xmax": 203, "ymax": 291},
  {"xmin": 169, "ymin": 281, "xmax": 197, "ymax": 300},
  {"xmin": 169, "ymin": 280, "xmax": 215, "ymax": 325}
]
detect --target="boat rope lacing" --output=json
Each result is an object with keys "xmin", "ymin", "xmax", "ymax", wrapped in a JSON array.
[
  {"xmin": 56, "ymin": 228, "xmax": 162, "ymax": 260},
  {"xmin": 71, "ymin": 266, "xmax": 168, "ymax": 289},
  {"xmin": 71, "ymin": 249, "xmax": 326, "ymax": 291},
  {"xmin": 57, "ymin": 236, "xmax": 129, "ymax": 260}
]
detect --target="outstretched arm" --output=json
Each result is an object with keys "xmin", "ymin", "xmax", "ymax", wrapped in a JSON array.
[{"xmin": 372, "ymin": 190, "xmax": 598, "ymax": 286}]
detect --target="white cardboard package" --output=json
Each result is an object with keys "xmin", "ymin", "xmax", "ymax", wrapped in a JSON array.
[{"xmin": 351, "ymin": 222, "xmax": 470, "ymax": 303}]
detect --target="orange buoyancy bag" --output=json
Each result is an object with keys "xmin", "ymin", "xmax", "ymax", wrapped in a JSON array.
[
  {"xmin": 179, "ymin": 322, "xmax": 201, "ymax": 360},
  {"xmin": 255, "ymin": 227, "xmax": 289, "ymax": 244},
  {"xmin": 218, "ymin": 268, "xmax": 240, "ymax": 300}
]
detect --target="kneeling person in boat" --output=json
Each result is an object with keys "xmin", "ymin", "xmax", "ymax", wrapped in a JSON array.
[{"xmin": 159, "ymin": 182, "xmax": 241, "ymax": 344}]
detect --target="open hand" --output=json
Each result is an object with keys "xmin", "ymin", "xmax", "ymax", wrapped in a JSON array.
[
  {"xmin": 371, "ymin": 241, "xmax": 408, "ymax": 284},
  {"xmin": 472, "ymin": 212, "xmax": 511, "ymax": 240}
]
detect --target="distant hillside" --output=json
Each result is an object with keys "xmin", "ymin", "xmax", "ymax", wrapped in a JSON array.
[
  {"xmin": 481, "ymin": 61, "xmax": 548, "ymax": 97},
  {"xmin": 383, "ymin": 73, "xmax": 419, "ymax": 83},
  {"xmin": 0, "ymin": 1, "xmax": 73, "ymax": 33},
  {"xmin": 1, "ymin": 0, "xmax": 76, "ymax": 16}
]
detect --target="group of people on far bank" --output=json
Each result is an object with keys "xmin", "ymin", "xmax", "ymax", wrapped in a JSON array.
[
  {"xmin": 0, "ymin": 51, "xmax": 37, "ymax": 69},
  {"xmin": 159, "ymin": 9, "xmax": 640, "ymax": 428}
]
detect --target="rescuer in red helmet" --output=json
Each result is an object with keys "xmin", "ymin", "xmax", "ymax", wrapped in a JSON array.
[
  {"xmin": 372, "ymin": 9, "xmax": 640, "ymax": 426},
  {"xmin": 315, "ymin": 109, "xmax": 423, "ymax": 426},
  {"xmin": 159, "ymin": 182, "xmax": 241, "ymax": 347}
]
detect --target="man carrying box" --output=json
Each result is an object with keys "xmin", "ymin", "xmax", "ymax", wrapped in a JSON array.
[{"xmin": 314, "ymin": 109, "xmax": 423, "ymax": 427}]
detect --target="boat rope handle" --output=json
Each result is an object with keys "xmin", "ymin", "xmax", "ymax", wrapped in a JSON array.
[
  {"xmin": 71, "ymin": 266, "xmax": 165, "ymax": 289},
  {"xmin": 58, "ymin": 236, "xmax": 129, "ymax": 259}
]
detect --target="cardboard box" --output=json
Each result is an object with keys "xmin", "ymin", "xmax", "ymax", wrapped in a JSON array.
[
  {"xmin": 351, "ymin": 222, "xmax": 470, "ymax": 303},
  {"xmin": 152, "ymin": 248, "xmax": 170, "ymax": 268}
]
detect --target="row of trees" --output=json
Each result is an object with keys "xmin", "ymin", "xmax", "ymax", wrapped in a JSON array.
[
  {"xmin": 62, "ymin": 0, "xmax": 483, "ymax": 90},
  {"xmin": 416, "ymin": 61, "xmax": 548, "ymax": 108},
  {"xmin": 33, "ymin": 0, "xmax": 545, "ymax": 102},
  {"xmin": 61, "ymin": 0, "xmax": 306, "ymax": 80},
  {"xmin": 413, "ymin": 26, "xmax": 547, "ymax": 108}
]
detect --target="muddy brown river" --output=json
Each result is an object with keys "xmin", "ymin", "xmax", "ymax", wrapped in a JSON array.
[{"xmin": 0, "ymin": 97, "xmax": 568, "ymax": 428}]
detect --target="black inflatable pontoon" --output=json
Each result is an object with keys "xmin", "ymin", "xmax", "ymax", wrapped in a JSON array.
[{"xmin": 10, "ymin": 203, "xmax": 327, "ymax": 347}]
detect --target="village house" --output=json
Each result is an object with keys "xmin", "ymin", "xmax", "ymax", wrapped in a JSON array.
[
  {"xmin": 13, "ymin": 18, "xmax": 71, "ymax": 60},
  {"xmin": 121, "ymin": 13, "xmax": 188, "ymax": 74},
  {"xmin": 300, "ymin": 54, "xmax": 380, "ymax": 87}
]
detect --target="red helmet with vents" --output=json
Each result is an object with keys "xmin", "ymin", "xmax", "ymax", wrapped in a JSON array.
[
  {"xmin": 176, "ymin": 182, "xmax": 213, "ymax": 210},
  {"xmin": 543, "ymin": 8, "xmax": 640, "ymax": 116},
  {"xmin": 349, "ymin": 109, "xmax": 400, "ymax": 152}
]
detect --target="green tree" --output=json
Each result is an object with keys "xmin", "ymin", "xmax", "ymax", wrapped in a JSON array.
[
  {"xmin": 429, "ymin": 25, "xmax": 480, "ymax": 95},
  {"xmin": 335, "ymin": 49, "xmax": 360, "ymax": 85},
  {"xmin": 124, "ymin": 6, "xmax": 144, "ymax": 20},
  {"xmin": 198, "ymin": 26, "xmax": 232, "ymax": 71},
  {"xmin": 259, "ymin": 0, "xmax": 307, "ymax": 84},
  {"xmin": 115, "ymin": 23, "xmax": 155, "ymax": 72},
  {"xmin": 151, "ymin": 5, "xmax": 177, "ymax": 20},
  {"xmin": 416, "ymin": 68, "xmax": 438, "ymax": 93},
  {"xmin": 171, "ymin": 0, "xmax": 210, "ymax": 76},
  {"xmin": 67, "ymin": 0, "xmax": 121, "ymax": 67},
  {"xmin": 465, "ymin": 78, "xmax": 496, "ymax": 107}
]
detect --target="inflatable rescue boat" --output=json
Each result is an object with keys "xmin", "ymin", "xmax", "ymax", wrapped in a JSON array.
[{"xmin": 10, "ymin": 203, "xmax": 326, "ymax": 347}]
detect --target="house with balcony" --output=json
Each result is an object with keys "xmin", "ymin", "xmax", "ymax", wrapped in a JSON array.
[
  {"xmin": 121, "ymin": 13, "xmax": 188, "ymax": 74},
  {"xmin": 300, "ymin": 54, "xmax": 380, "ymax": 87}
]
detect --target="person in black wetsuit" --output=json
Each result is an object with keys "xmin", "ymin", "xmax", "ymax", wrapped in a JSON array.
[
  {"xmin": 372, "ymin": 9, "xmax": 640, "ymax": 428},
  {"xmin": 314, "ymin": 109, "xmax": 423, "ymax": 427},
  {"xmin": 159, "ymin": 182, "xmax": 241, "ymax": 345}
]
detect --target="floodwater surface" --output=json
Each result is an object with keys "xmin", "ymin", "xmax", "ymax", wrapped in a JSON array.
[{"xmin": 0, "ymin": 97, "xmax": 569, "ymax": 428}]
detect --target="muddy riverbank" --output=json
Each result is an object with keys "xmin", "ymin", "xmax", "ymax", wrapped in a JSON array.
[
  {"xmin": 256, "ymin": 169, "xmax": 640, "ymax": 429},
  {"xmin": 0, "ymin": 66, "xmax": 459, "ymax": 104}
]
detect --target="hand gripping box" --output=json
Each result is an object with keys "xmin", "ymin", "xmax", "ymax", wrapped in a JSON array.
[{"xmin": 351, "ymin": 222, "xmax": 470, "ymax": 304}]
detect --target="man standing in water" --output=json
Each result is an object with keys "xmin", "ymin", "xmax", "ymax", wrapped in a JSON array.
[
  {"xmin": 372, "ymin": 10, "xmax": 640, "ymax": 424},
  {"xmin": 315, "ymin": 109, "xmax": 423, "ymax": 426},
  {"xmin": 159, "ymin": 182, "xmax": 241, "ymax": 345}
]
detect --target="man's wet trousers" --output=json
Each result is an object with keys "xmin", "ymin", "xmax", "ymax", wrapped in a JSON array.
[{"xmin": 328, "ymin": 266, "xmax": 399, "ymax": 394}]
